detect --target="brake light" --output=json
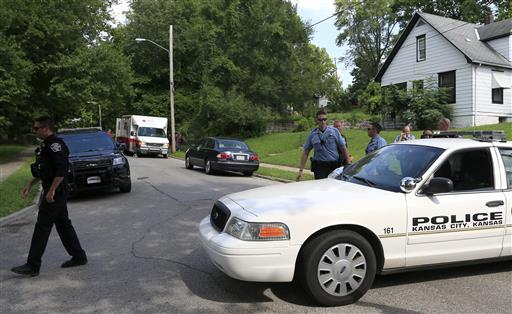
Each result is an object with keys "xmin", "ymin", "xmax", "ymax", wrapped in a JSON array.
[
  {"xmin": 217, "ymin": 152, "xmax": 231, "ymax": 159},
  {"xmin": 250, "ymin": 154, "xmax": 259, "ymax": 161}
]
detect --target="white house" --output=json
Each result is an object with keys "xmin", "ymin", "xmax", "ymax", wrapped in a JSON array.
[{"xmin": 375, "ymin": 12, "xmax": 512, "ymax": 127}]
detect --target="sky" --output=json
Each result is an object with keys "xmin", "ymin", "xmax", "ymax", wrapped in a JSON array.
[{"xmin": 110, "ymin": 0, "xmax": 353, "ymax": 87}]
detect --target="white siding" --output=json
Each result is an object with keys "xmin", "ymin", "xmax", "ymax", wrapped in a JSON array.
[
  {"xmin": 381, "ymin": 19, "xmax": 474, "ymax": 127},
  {"xmin": 474, "ymin": 66, "xmax": 512, "ymax": 125},
  {"xmin": 486, "ymin": 36, "xmax": 511, "ymax": 61}
]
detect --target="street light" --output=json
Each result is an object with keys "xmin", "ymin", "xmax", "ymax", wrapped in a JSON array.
[
  {"xmin": 87, "ymin": 100, "xmax": 102, "ymax": 129},
  {"xmin": 135, "ymin": 25, "xmax": 176, "ymax": 154}
]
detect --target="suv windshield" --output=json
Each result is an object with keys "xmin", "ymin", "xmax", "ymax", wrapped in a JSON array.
[
  {"xmin": 138, "ymin": 127, "xmax": 166, "ymax": 138},
  {"xmin": 61, "ymin": 133, "xmax": 115, "ymax": 153},
  {"xmin": 217, "ymin": 140, "xmax": 248, "ymax": 150},
  {"xmin": 337, "ymin": 144, "xmax": 444, "ymax": 192}
]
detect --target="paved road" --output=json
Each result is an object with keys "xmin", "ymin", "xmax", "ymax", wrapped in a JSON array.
[{"xmin": 1, "ymin": 157, "xmax": 511, "ymax": 313}]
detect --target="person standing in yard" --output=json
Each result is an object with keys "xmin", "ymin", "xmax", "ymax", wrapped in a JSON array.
[
  {"xmin": 365, "ymin": 122, "xmax": 387, "ymax": 154},
  {"xmin": 11, "ymin": 116, "xmax": 87, "ymax": 277},
  {"xmin": 394, "ymin": 125, "xmax": 415, "ymax": 142},
  {"xmin": 297, "ymin": 110, "xmax": 350, "ymax": 180},
  {"xmin": 437, "ymin": 117, "xmax": 451, "ymax": 131}
]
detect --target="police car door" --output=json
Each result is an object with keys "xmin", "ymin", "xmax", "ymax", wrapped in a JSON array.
[
  {"xmin": 497, "ymin": 147, "xmax": 512, "ymax": 256},
  {"xmin": 405, "ymin": 147, "xmax": 506, "ymax": 266}
]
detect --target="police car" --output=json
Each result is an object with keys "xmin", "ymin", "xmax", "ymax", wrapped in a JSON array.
[{"xmin": 199, "ymin": 131, "xmax": 512, "ymax": 306}]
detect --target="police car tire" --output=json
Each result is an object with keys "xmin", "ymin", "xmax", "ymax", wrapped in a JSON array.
[
  {"xmin": 185, "ymin": 156, "xmax": 194, "ymax": 169},
  {"xmin": 120, "ymin": 180, "xmax": 132, "ymax": 193},
  {"xmin": 298, "ymin": 230, "xmax": 376, "ymax": 306}
]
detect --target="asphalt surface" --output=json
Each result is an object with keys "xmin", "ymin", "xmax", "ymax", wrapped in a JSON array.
[{"xmin": 1, "ymin": 156, "xmax": 511, "ymax": 313}]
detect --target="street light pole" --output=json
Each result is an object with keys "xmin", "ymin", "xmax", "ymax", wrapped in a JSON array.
[{"xmin": 135, "ymin": 26, "xmax": 176, "ymax": 154}]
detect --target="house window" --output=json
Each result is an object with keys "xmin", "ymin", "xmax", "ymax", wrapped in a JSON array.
[
  {"xmin": 416, "ymin": 35, "xmax": 426, "ymax": 62},
  {"xmin": 413, "ymin": 80, "xmax": 424, "ymax": 89},
  {"xmin": 492, "ymin": 88, "xmax": 503, "ymax": 104},
  {"xmin": 438, "ymin": 71, "xmax": 456, "ymax": 103},
  {"xmin": 395, "ymin": 82, "xmax": 407, "ymax": 90}
]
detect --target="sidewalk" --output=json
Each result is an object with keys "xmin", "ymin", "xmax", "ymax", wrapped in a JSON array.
[
  {"xmin": 0, "ymin": 148, "xmax": 34, "ymax": 183},
  {"xmin": 259, "ymin": 162, "xmax": 313, "ymax": 175}
]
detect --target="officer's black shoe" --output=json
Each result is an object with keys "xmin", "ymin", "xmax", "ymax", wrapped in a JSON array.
[
  {"xmin": 61, "ymin": 257, "xmax": 87, "ymax": 268},
  {"xmin": 11, "ymin": 264, "xmax": 39, "ymax": 277}
]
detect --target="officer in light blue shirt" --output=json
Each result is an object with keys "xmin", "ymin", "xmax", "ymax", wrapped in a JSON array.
[
  {"xmin": 298, "ymin": 110, "xmax": 350, "ymax": 180},
  {"xmin": 394, "ymin": 125, "xmax": 416, "ymax": 142},
  {"xmin": 366, "ymin": 122, "xmax": 387, "ymax": 154}
]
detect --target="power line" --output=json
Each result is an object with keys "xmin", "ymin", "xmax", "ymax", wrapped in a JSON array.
[{"xmin": 308, "ymin": 12, "xmax": 340, "ymax": 28}]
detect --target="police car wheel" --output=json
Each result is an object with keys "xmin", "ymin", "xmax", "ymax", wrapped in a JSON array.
[
  {"xmin": 185, "ymin": 156, "xmax": 194, "ymax": 169},
  {"xmin": 119, "ymin": 180, "xmax": 131, "ymax": 193},
  {"xmin": 298, "ymin": 230, "xmax": 376, "ymax": 306},
  {"xmin": 205, "ymin": 159, "xmax": 214, "ymax": 175}
]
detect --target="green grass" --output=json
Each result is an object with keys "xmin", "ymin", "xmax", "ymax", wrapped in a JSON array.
[
  {"xmin": 246, "ymin": 122, "xmax": 512, "ymax": 168},
  {"xmin": 0, "ymin": 145, "xmax": 29, "ymax": 163},
  {"xmin": 0, "ymin": 161, "xmax": 39, "ymax": 218},
  {"xmin": 256, "ymin": 166, "xmax": 313, "ymax": 181}
]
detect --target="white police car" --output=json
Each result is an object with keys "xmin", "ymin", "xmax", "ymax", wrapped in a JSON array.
[{"xmin": 199, "ymin": 131, "xmax": 512, "ymax": 306}]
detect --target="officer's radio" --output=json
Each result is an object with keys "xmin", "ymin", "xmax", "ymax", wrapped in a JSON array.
[{"xmin": 30, "ymin": 147, "xmax": 42, "ymax": 178}]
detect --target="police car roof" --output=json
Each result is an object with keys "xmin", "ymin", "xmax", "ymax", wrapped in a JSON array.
[{"xmin": 393, "ymin": 138, "xmax": 512, "ymax": 150}]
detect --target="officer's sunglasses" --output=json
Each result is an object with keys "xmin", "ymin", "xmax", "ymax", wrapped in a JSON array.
[
  {"xmin": 317, "ymin": 118, "xmax": 327, "ymax": 122},
  {"xmin": 33, "ymin": 126, "xmax": 45, "ymax": 131}
]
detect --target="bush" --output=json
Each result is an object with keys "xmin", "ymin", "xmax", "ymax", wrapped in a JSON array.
[{"xmin": 295, "ymin": 116, "xmax": 315, "ymax": 132}]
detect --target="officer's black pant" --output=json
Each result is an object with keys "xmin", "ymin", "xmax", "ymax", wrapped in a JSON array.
[
  {"xmin": 312, "ymin": 160, "xmax": 340, "ymax": 180},
  {"xmin": 27, "ymin": 191, "xmax": 86, "ymax": 270}
]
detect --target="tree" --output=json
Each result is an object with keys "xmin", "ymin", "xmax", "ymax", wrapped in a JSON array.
[{"xmin": 334, "ymin": 0, "xmax": 400, "ymax": 94}]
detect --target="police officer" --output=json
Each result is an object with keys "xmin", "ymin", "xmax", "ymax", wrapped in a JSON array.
[
  {"xmin": 297, "ymin": 110, "xmax": 350, "ymax": 180},
  {"xmin": 365, "ymin": 122, "xmax": 387, "ymax": 154},
  {"xmin": 11, "ymin": 117, "xmax": 87, "ymax": 277}
]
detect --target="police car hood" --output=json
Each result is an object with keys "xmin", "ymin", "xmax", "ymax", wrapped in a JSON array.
[{"xmin": 225, "ymin": 179, "xmax": 397, "ymax": 218}]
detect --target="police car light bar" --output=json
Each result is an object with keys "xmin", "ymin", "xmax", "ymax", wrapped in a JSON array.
[
  {"xmin": 432, "ymin": 130, "xmax": 507, "ymax": 142},
  {"xmin": 58, "ymin": 127, "xmax": 103, "ymax": 134}
]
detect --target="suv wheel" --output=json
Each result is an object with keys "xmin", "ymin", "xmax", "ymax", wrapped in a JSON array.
[
  {"xmin": 119, "ymin": 180, "xmax": 132, "ymax": 193},
  {"xmin": 298, "ymin": 230, "xmax": 376, "ymax": 306}
]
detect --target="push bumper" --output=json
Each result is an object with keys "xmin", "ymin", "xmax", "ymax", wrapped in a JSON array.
[
  {"xmin": 198, "ymin": 216, "xmax": 300, "ymax": 282},
  {"xmin": 138, "ymin": 146, "xmax": 168, "ymax": 155}
]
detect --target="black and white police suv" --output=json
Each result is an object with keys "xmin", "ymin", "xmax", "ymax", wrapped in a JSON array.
[{"xmin": 199, "ymin": 131, "xmax": 512, "ymax": 306}]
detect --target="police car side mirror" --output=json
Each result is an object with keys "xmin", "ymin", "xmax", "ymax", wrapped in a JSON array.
[
  {"xmin": 420, "ymin": 177, "xmax": 454, "ymax": 195},
  {"xmin": 400, "ymin": 177, "xmax": 416, "ymax": 193}
]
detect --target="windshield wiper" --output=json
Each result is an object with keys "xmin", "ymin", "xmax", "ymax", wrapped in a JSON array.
[{"xmin": 352, "ymin": 175, "xmax": 375, "ymax": 187}]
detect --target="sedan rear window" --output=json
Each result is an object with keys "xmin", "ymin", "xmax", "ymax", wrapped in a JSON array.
[{"xmin": 217, "ymin": 140, "xmax": 248, "ymax": 150}]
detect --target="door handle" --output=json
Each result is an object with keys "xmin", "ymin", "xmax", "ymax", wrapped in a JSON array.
[{"xmin": 486, "ymin": 200, "xmax": 504, "ymax": 207}]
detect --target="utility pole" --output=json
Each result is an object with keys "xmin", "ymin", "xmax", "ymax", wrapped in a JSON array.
[{"xmin": 169, "ymin": 25, "xmax": 176, "ymax": 154}]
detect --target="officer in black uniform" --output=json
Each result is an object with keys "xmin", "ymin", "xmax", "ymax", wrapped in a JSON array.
[{"xmin": 11, "ymin": 116, "xmax": 87, "ymax": 277}]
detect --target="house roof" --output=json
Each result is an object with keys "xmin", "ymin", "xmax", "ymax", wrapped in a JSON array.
[
  {"xmin": 375, "ymin": 13, "xmax": 512, "ymax": 82},
  {"xmin": 477, "ymin": 18, "xmax": 512, "ymax": 41}
]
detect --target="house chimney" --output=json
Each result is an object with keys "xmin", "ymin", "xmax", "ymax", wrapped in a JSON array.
[{"xmin": 484, "ymin": 14, "xmax": 493, "ymax": 25}]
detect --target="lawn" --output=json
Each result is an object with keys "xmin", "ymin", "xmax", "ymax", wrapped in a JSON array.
[
  {"xmin": 0, "ymin": 161, "xmax": 39, "ymax": 218},
  {"xmin": 246, "ymin": 122, "xmax": 512, "ymax": 168},
  {"xmin": 0, "ymin": 145, "xmax": 29, "ymax": 163}
]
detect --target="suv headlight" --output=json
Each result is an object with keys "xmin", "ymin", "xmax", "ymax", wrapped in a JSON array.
[
  {"xmin": 113, "ymin": 156, "xmax": 125, "ymax": 166},
  {"xmin": 225, "ymin": 217, "xmax": 290, "ymax": 241}
]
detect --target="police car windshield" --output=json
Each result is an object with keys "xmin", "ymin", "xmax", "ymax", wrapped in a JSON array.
[
  {"xmin": 340, "ymin": 145, "xmax": 444, "ymax": 192},
  {"xmin": 217, "ymin": 140, "xmax": 248, "ymax": 150},
  {"xmin": 138, "ymin": 127, "xmax": 166, "ymax": 138},
  {"xmin": 61, "ymin": 133, "xmax": 115, "ymax": 153}
]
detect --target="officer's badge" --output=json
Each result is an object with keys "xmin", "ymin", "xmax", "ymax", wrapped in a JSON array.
[{"xmin": 50, "ymin": 143, "xmax": 62, "ymax": 152}]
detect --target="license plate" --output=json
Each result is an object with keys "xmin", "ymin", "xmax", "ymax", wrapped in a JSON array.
[
  {"xmin": 235, "ymin": 155, "xmax": 246, "ymax": 161},
  {"xmin": 87, "ymin": 176, "xmax": 101, "ymax": 184}
]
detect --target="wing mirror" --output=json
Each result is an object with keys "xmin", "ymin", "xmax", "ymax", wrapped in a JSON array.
[
  {"xmin": 400, "ymin": 177, "xmax": 421, "ymax": 193},
  {"xmin": 420, "ymin": 177, "xmax": 454, "ymax": 195}
]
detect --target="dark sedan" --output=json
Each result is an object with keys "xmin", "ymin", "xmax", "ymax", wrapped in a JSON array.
[{"xmin": 185, "ymin": 137, "xmax": 259, "ymax": 176}]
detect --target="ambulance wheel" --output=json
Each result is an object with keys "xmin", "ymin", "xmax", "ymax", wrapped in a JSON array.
[
  {"xmin": 119, "ymin": 180, "xmax": 131, "ymax": 193},
  {"xmin": 298, "ymin": 230, "xmax": 376, "ymax": 306},
  {"xmin": 163, "ymin": 154, "xmax": 168, "ymax": 159},
  {"xmin": 185, "ymin": 155, "xmax": 194, "ymax": 169}
]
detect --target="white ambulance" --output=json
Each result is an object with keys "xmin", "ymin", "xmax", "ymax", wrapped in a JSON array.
[{"xmin": 116, "ymin": 115, "xmax": 169, "ymax": 158}]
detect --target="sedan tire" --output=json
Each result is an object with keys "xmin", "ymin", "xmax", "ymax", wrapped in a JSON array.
[
  {"xmin": 185, "ymin": 155, "xmax": 194, "ymax": 169},
  {"xmin": 205, "ymin": 159, "xmax": 215, "ymax": 175},
  {"xmin": 298, "ymin": 230, "xmax": 376, "ymax": 306}
]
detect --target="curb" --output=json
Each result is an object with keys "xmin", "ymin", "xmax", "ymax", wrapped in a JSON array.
[{"xmin": 0, "ymin": 188, "xmax": 40, "ymax": 227}]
